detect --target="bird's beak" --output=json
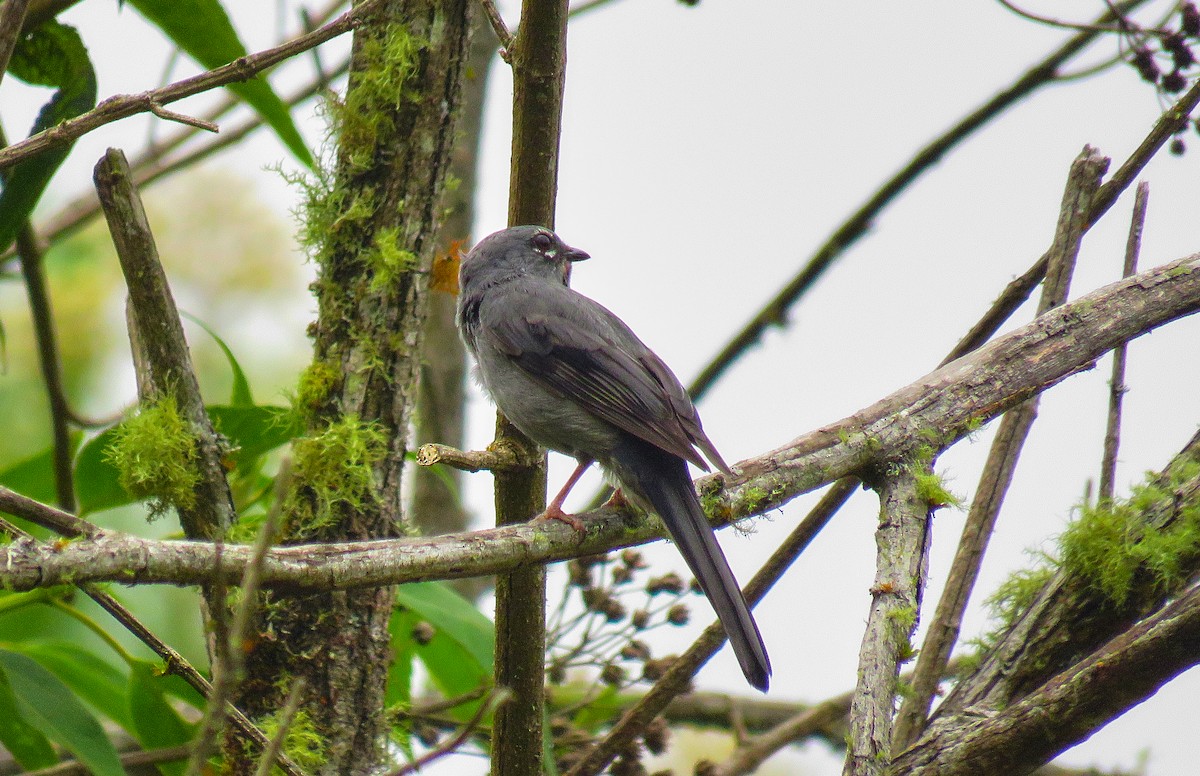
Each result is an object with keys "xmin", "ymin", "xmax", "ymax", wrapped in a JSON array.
[{"xmin": 563, "ymin": 245, "xmax": 590, "ymax": 262}]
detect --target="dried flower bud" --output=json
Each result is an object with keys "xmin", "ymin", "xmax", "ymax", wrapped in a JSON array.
[
  {"xmin": 1164, "ymin": 32, "xmax": 1196, "ymax": 69},
  {"xmin": 612, "ymin": 565, "xmax": 633, "ymax": 585},
  {"xmin": 548, "ymin": 659, "xmax": 567, "ymax": 685},
  {"xmin": 1162, "ymin": 69, "xmax": 1189, "ymax": 93},
  {"xmin": 611, "ymin": 756, "xmax": 648, "ymax": 776},
  {"xmin": 602, "ymin": 598, "xmax": 627, "ymax": 622},
  {"xmin": 666, "ymin": 603, "xmax": 691, "ymax": 626},
  {"xmin": 689, "ymin": 577, "xmax": 704, "ymax": 595},
  {"xmin": 643, "ymin": 717, "xmax": 670, "ymax": 755},
  {"xmin": 695, "ymin": 760, "xmax": 718, "ymax": 776},
  {"xmin": 620, "ymin": 639, "xmax": 652, "ymax": 662},
  {"xmin": 567, "ymin": 559, "xmax": 593, "ymax": 588},
  {"xmin": 1183, "ymin": 3, "xmax": 1200, "ymax": 36},
  {"xmin": 1132, "ymin": 46, "xmax": 1160, "ymax": 83},
  {"xmin": 631, "ymin": 609, "xmax": 650, "ymax": 629},
  {"xmin": 1170, "ymin": 137, "xmax": 1187, "ymax": 155},
  {"xmin": 601, "ymin": 663, "xmax": 627, "ymax": 686},
  {"xmin": 582, "ymin": 587, "xmax": 613, "ymax": 614},
  {"xmin": 621, "ymin": 549, "xmax": 647, "ymax": 569},
  {"xmin": 414, "ymin": 721, "xmax": 440, "ymax": 747},
  {"xmin": 647, "ymin": 572, "xmax": 685, "ymax": 595},
  {"xmin": 411, "ymin": 621, "xmax": 435, "ymax": 646}
]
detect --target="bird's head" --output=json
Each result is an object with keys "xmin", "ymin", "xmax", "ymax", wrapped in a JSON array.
[{"xmin": 459, "ymin": 225, "xmax": 590, "ymax": 292}]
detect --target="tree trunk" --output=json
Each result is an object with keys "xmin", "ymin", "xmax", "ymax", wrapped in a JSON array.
[{"xmin": 230, "ymin": 1, "xmax": 472, "ymax": 772}]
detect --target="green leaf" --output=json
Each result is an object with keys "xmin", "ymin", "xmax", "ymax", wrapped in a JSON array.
[
  {"xmin": 13, "ymin": 641, "xmax": 134, "ymax": 733},
  {"xmin": 74, "ymin": 426, "xmax": 133, "ymax": 516},
  {"xmin": 182, "ymin": 312, "xmax": 254, "ymax": 407},
  {"xmin": 0, "ymin": 22, "xmax": 97, "ymax": 253},
  {"xmin": 569, "ymin": 685, "xmax": 623, "ymax": 733},
  {"xmin": 0, "ymin": 438, "xmax": 79, "ymax": 504},
  {"xmin": 208, "ymin": 404, "xmax": 303, "ymax": 469},
  {"xmin": 393, "ymin": 582, "xmax": 494, "ymax": 670},
  {"xmin": 126, "ymin": 0, "xmax": 313, "ymax": 167},
  {"xmin": 128, "ymin": 659, "xmax": 193, "ymax": 775},
  {"xmin": 0, "ymin": 649, "xmax": 125, "ymax": 776},
  {"xmin": 157, "ymin": 670, "xmax": 207, "ymax": 712},
  {"xmin": 0, "ymin": 665, "xmax": 56, "ymax": 769},
  {"xmin": 391, "ymin": 582, "xmax": 495, "ymax": 721},
  {"xmin": 387, "ymin": 609, "xmax": 417, "ymax": 708}
]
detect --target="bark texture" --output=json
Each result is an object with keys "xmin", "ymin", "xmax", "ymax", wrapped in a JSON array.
[{"xmin": 229, "ymin": 2, "xmax": 472, "ymax": 772}]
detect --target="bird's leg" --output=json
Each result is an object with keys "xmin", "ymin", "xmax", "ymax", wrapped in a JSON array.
[
  {"xmin": 601, "ymin": 488, "xmax": 629, "ymax": 510},
  {"xmin": 536, "ymin": 458, "xmax": 592, "ymax": 531}
]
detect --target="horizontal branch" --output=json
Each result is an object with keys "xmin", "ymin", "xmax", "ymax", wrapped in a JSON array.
[
  {"xmin": 0, "ymin": 0, "xmax": 378, "ymax": 171},
  {"xmin": 2, "ymin": 252, "xmax": 1200, "ymax": 591}
]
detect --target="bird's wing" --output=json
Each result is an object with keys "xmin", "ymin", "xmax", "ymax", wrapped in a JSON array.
[{"xmin": 480, "ymin": 288, "xmax": 726, "ymax": 472}]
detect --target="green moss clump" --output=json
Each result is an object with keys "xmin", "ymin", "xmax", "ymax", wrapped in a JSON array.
[
  {"xmin": 368, "ymin": 226, "xmax": 418, "ymax": 292},
  {"xmin": 294, "ymin": 359, "xmax": 342, "ymax": 420},
  {"xmin": 104, "ymin": 396, "xmax": 200, "ymax": 519},
  {"xmin": 336, "ymin": 27, "xmax": 425, "ymax": 173},
  {"xmin": 1059, "ymin": 460, "xmax": 1200, "ymax": 607},
  {"xmin": 286, "ymin": 416, "xmax": 389, "ymax": 536},
  {"xmin": 255, "ymin": 708, "xmax": 326, "ymax": 771},
  {"xmin": 913, "ymin": 468, "xmax": 963, "ymax": 510}
]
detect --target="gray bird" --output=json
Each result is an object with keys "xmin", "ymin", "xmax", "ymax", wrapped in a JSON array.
[{"xmin": 456, "ymin": 225, "xmax": 771, "ymax": 692}]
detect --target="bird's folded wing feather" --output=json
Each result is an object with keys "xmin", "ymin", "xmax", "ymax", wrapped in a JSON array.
[{"xmin": 480, "ymin": 291, "xmax": 727, "ymax": 472}]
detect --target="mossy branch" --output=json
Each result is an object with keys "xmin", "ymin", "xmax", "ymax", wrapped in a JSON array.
[{"xmin": 93, "ymin": 148, "xmax": 235, "ymax": 540}]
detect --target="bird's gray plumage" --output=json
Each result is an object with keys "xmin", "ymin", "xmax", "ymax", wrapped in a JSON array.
[{"xmin": 457, "ymin": 225, "xmax": 771, "ymax": 691}]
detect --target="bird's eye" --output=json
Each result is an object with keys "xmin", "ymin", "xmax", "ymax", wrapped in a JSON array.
[{"xmin": 532, "ymin": 232, "xmax": 553, "ymax": 252}]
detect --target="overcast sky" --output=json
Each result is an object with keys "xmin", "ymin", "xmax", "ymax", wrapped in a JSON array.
[{"xmin": 5, "ymin": 0, "xmax": 1200, "ymax": 773}]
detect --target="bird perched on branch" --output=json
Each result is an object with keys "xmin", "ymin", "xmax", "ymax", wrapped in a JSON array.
[{"xmin": 456, "ymin": 225, "xmax": 771, "ymax": 692}]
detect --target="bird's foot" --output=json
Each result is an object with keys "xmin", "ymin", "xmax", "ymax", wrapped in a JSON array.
[
  {"xmin": 601, "ymin": 488, "xmax": 630, "ymax": 511},
  {"xmin": 535, "ymin": 504, "xmax": 585, "ymax": 532}
]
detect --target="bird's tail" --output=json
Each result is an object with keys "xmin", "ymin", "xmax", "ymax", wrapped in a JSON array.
[{"xmin": 613, "ymin": 444, "xmax": 771, "ymax": 692}]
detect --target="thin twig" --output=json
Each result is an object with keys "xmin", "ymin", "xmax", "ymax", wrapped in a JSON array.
[
  {"xmin": 147, "ymin": 101, "xmax": 220, "ymax": 133},
  {"xmin": 0, "ymin": 0, "xmax": 380, "ymax": 171},
  {"xmin": 15, "ymin": 225, "xmax": 76, "ymax": 511},
  {"xmin": 388, "ymin": 688, "xmax": 511, "ymax": 776},
  {"xmin": 0, "ymin": 485, "xmax": 99, "ymax": 538},
  {"xmin": 16, "ymin": 744, "xmax": 193, "ymax": 776},
  {"xmin": 184, "ymin": 543, "xmax": 232, "ymax": 776},
  {"xmin": 894, "ymin": 147, "xmax": 1107, "ymax": 751},
  {"xmin": 0, "ymin": 0, "xmax": 32, "ymax": 90},
  {"xmin": 994, "ymin": 0, "xmax": 1128, "ymax": 33},
  {"xmin": 687, "ymin": 0, "xmax": 1151, "ymax": 402},
  {"xmin": 187, "ymin": 468, "xmax": 288, "ymax": 776},
  {"xmin": 1099, "ymin": 181, "xmax": 1149, "ymax": 503},
  {"xmin": 568, "ymin": 0, "xmax": 624, "ymax": 17},
  {"xmin": 251, "ymin": 677, "xmax": 308, "ymax": 776},
  {"xmin": 479, "ymin": 0, "xmax": 514, "ymax": 60}
]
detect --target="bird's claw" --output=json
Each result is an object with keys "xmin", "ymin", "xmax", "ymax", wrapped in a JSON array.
[{"xmin": 535, "ymin": 504, "xmax": 585, "ymax": 532}]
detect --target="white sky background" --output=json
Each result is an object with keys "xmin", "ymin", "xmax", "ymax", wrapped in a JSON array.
[{"xmin": 5, "ymin": 0, "xmax": 1200, "ymax": 773}]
